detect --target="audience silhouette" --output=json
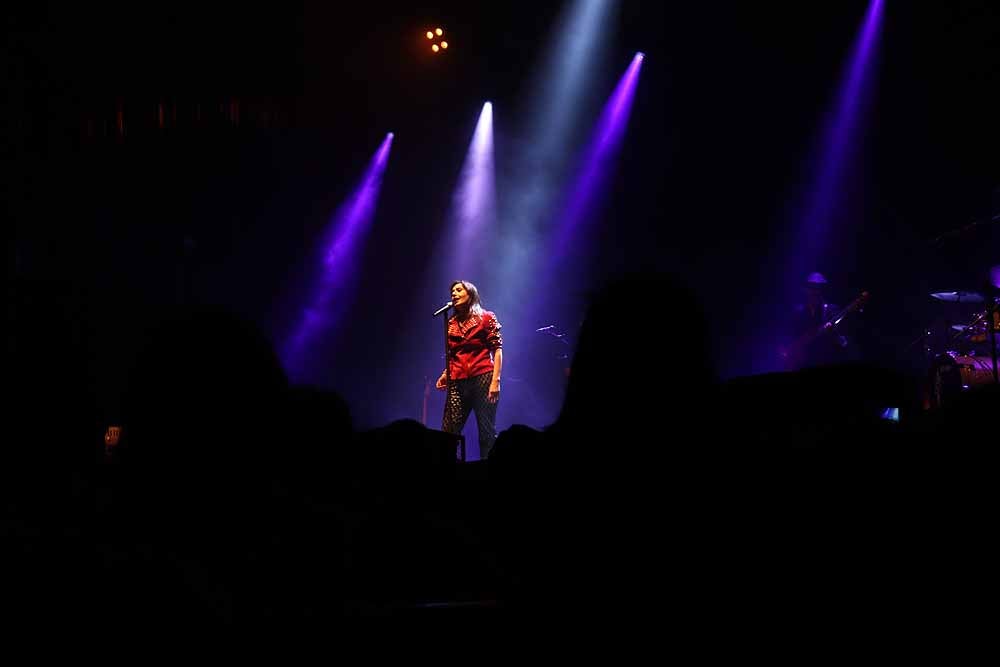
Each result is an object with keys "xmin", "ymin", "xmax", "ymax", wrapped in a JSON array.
[{"xmin": 4, "ymin": 271, "xmax": 996, "ymax": 624}]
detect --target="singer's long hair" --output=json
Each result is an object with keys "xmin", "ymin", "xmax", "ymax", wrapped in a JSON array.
[{"xmin": 451, "ymin": 280, "xmax": 484, "ymax": 318}]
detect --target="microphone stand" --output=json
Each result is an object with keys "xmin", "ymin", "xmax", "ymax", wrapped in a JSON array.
[
  {"xmin": 432, "ymin": 301, "xmax": 454, "ymax": 413},
  {"xmin": 443, "ymin": 306, "xmax": 452, "ymax": 391},
  {"xmin": 434, "ymin": 302, "xmax": 466, "ymax": 461}
]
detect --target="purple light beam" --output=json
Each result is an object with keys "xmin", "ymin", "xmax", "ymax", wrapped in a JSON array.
[
  {"xmin": 452, "ymin": 102, "xmax": 496, "ymax": 278},
  {"xmin": 552, "ymin": 52, "xmax": 644, "ymax": 258},
  {"xmin": 282, "ymin": 132, "xmax": 394, "ymax": 375},
  {"xmin": 792, "ymin": 0, "xmax": 884, "ymax": 274}
]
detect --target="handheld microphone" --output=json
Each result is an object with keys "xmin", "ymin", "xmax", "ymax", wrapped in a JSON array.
[{"xmin": 433, "ymin": 301, "xmax": 453, "ymax": 317}]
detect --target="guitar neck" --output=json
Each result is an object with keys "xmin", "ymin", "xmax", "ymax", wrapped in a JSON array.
[{"xmin": 785, "ymin": 292, "xmax": 868, "ymax": 366}]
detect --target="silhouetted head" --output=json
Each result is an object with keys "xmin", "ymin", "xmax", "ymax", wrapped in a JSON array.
[
  {"xmin": 555, "ymin": 271, "xmax": 716, "ymax": 441},
  {"xmin": 119, "ymin": 305, "xmax": 288, "ymax": 473},
  {"xmin": 804, "ymin": 272, "xmax": 828, "ymax": 306}
]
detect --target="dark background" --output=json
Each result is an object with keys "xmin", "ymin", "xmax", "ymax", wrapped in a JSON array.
[{"xmin": 7, "ymin": 1, "xmax": 999, "ymax": 437}]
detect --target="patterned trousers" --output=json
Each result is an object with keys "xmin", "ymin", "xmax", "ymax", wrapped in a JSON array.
[{"xmin": 442, "ymin": 372, "xmax": 498, "ymax": 459}]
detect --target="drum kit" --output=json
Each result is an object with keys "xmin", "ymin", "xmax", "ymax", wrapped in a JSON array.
[{"xmin": 925, "ymin": 280, "xmax": 999, "ymax": 408}]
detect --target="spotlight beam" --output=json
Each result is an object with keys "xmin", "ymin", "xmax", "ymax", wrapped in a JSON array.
[
  {"xmin": 552, "ymin": 52, "xmax": 644, "ymax": 256},
  {"xmin": 753, "ymin": 0, "xmax": 884, "ymax": 374},
  {"xmin": 451, "ymin": 102, "xmax": 497, "ymax": 276},
  {"xmin": 282, "ymin": 133, "xmax": 394, "ymax": 376},
  {"xmin": 788, "ymin": 0, "xmax": 884, "ymax": 284},
  {"xmin": 419, "ymin": 102, "xmax": 497, "ymax": 284},
  {"xmin": 493, "ymin": 0, "xmax": 616, "ymax": 316}
]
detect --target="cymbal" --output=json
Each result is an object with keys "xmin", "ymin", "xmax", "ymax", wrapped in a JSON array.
[{"xmin": 930, "ymin": 291, "xmax": 984, "ymax": 303}]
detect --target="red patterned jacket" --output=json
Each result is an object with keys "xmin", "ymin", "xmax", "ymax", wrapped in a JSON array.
[{"xmin": 446, "ymin": 310, "xmax": 503, "ymax": 380}]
